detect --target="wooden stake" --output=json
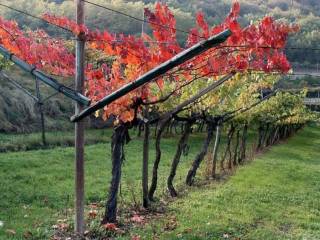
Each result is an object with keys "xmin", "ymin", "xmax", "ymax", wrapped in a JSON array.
[
  {"xmin": 142, "ymin": 106, "xmax": 150, "ymax": 208},
  {"xmin": 75, "ymin": 0, "xmax": 85, "ymax": 236},
  {"xmin": 35, "ymin": 77, "xmax": 46, "ymax": 146}
]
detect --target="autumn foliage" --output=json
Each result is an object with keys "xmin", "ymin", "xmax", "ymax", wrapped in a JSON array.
[
  {"xmin": 0, "ymin": 17, "xmax": 74, "ymax": 76},
  {"xmin": 0, "ymin": 1, "xmax": 298, "ymax": 122}
]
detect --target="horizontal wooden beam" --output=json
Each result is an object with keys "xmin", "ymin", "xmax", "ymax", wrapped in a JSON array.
[{"xmin": 71, "ymin": 29, "xmax": 232, "ymax": 122}]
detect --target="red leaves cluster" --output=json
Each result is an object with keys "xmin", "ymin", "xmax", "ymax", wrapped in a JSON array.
[
  {"xmin": 0, "ymin": 1, "xmax": 298, "ymax": 123},
  {"xmin": 43, "ymin": 13, "xmax": 89, "ymax": 36},
  {"xmin": 0, "ymin": 17, "xmax": 74, "ymax": 76},
  {"xmin": 185, "ymin": 2, "xmax": 299, "ymax": 77},
  {"xmin": 144, "ymin": 2, "xmax": 182, "ymax": 60},
  {"xmin": 102, "ymin": 223, "xmax": 117, "ymax": 231}
]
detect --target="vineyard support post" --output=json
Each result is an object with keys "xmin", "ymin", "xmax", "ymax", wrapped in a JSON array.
[
  {"xmin": 75, "ymin": 0, "xmax": 85, "ymax": 236},
  {"xmin": 142, "ymin": 106, "xmax": 150, "ymax": 208},
  {"xmin": 211, "ymin": 123, "xmax": 221, "ymax": 178},
  {"xmin": 35, "ymin": 77, "xmax": 46, "ymax": 146}
]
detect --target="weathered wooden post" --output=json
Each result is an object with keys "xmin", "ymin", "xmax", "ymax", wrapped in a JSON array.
[
  {"xmin": 75, "ymin": 0, "xmax": 86, "ymax": 236},
  {"xmin": 35, "ymin": 77, "xmax": 46, "ymax": 146},
  {"xmin": 142, "ymin": 106, "xmax": 150, "ymax": 208}
]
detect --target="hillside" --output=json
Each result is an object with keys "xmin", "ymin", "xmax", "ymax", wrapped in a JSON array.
[{"xmin": 0, "ymin": 66, "xmax": 74, "ymax": 133}]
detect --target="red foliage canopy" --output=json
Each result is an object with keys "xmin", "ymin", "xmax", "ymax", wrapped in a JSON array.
[
  {"xmin": 0, "ymin": 17, "xmax": 74, "ymax": 76},
  {"xmin": 0, "ymin": 1, "xmax": 298, "ymax": 123}
]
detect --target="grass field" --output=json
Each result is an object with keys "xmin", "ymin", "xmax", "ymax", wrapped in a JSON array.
[
  {"xmin": 132, "ymin": 126, "xmax": 320, "ymax": 240},
  {"xmin": 0, "ymin": 129, "xmax": 205, "ymax": 239},
  {"xmin": 0, "ymin": 126, "xmax": 319, "ymax": 239}
]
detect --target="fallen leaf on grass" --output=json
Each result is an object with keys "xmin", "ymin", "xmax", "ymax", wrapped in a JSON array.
[
  {"xmin": 88, "ymin": 210, "xmax": 98, "ymax": 219},
  {"xmin": 60, "ymin": 223, "xmax": 69, "ymax": 230},
  {"xmin": 131, "ymin": 214, "xmax": 144, "ymax": 223},
  {"xmin": 131, "ymin": 235, "xmax": 141, "ymax": 240},
  {"xmin": 102, "ymin": 223, "xmax": 117, "ymax": 231},
  {"xmin": 183, "ymin": 228, "xmax": 192, "ymax": 233},
  {"xmin": 89, "ymin": 203, "xmax": 98, "ymax": 209},
  {"xmin": 57, "ymin": 219, "xmax": 68, "ymax": 223},
  {"xmin": 164, "ymin": 216, "xmax": 177, "ymax": 231},
  {"xmin": 52, "ymin": 225, "xmax": 59, "ymax": 230},
  {"xmin": 52, "ymin": 223, "xmax": 69, "ymax": 231},
  {"xmin": 223, "ymin": 233, "xmax": 230, "ymax": 238},
  {"xmin": 5, "ymin": 229, "xmax": 16, "ymax": 235},
  {"xmin": 23, "ymin": 231, "xmax": 33, "ymax": 239}
]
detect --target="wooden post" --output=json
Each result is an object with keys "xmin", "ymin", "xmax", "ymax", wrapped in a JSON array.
[
  {"xmin": 142, "ymin": 106, "xmax": 150, "ymax": 208},
  {"xmin": 75, "ymin": 0, "xmax": 85, "ymax": 236},
  {"xmin": 35, "ymin": 77, "xmax": 46, "ymax": 146},
  {"xmin": 211, "ymin": 123, "xmax": 221, "ymax": 178}
]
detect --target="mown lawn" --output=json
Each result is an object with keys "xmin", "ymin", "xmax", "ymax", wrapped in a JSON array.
[
  {"xmin": 131, "ymin": 126, "xmax": 320, "ymax": 240},
  {"xmin": 0, "ymin": 126, "xmax": 319, "ymax": 239}
]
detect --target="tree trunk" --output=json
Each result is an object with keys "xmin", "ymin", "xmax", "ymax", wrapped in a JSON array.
[
  {"xmin": 233, "ymin": 129, "xmax": 241, "ymax": 166},
  {"xmin": 168, "ymin": 121, "xmax": 193, "ymax": 197},
  {"xmin": 148, "ymin": 118, "xmax": 170, "ymax": 201},
  {"xmin": 261, "ymin": 123, "xmax": 270, "ymax": 148},
  {"xmin": 239, "ymin": 124, "xmax": 248, "ymax": 163},
  {"xmin": 154, "ymin": 121, "xmax": 159, "ymax": 137},
  {"xmin": 169, "ymin": 120, "xmax": 175, "ymax": 134},
  {"xmin": 211, "ymin": 123, "xmax": 221, "ymax": 178},
  {"xmin": 271, "ymin": 125, "xmax": 279, "ymax": 144},
  {"xmin": 220, "ymin": 125, "xmax": 235, "ymax": 171},
  {"xmin": 166, "ymin": 120, "xmax": 171, "ymax": 134},
  {"xmin": 266, "ymin": 126, "xmax": 274, "ymax": 147},
  {"xmin": 102, "ymin": 125, "xmax": 127, "ymax": 224},
  {"xmin": 186, "ymin": 124, "xmax": 214, "ymax": 186},
  {"xmin": 227, "ymin": 125, "xmax": 235, "ymax": 170},
  {"xmin": 174, "ymin": 122, "xmax": 180, "ymax": 134},
  {"xmin": 137, "ymin": 121, "xmax": 144, "ymax": 137}
]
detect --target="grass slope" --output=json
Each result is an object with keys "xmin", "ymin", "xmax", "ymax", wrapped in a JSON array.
[{"xmin": 134, "ymin": 126, "xmax": 320, "ymax": 240}]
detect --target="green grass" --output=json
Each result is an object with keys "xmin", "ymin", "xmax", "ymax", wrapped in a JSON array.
[
  {"xmin": 0, "ymin": 128, "xmax": 114, "ymax": 152},
  {"xmin": 0, "ymin": 131, "xmax": 205, "ymax": 239},
  {"xmin": 131, "ymin": 126, "xmax": 320, "ymax": 240},
  {"xmin": 0, "ymin": 126, "xmax": 319, "ymax": 239}
]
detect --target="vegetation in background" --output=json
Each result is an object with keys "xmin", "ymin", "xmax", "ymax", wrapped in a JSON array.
[{"xmin": 0, "ymin": 66, "xmax": 74, "ymax": 133}]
